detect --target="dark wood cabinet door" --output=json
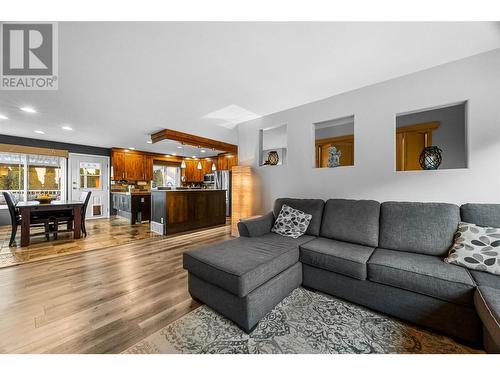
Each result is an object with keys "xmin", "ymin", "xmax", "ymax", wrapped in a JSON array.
[
  {"xmin": 144, "ymin": 156, "xmax": 153, "ymax": 181},
  {"xmin": 216, "ymin": 154, "xmax": 237, "ymax": 171},
  {"xmin": 217, "ymin": 156, "xmax": 227, "ymax": 170},
  {"xmin": 124, "ymin": 153, "xmax": 145, "ymax": 181},
  {"xmin": 226, "ymin": 155, "xmax": 238, "ymax": 171},
  {"xmin": 202, "ymin": 159, "xmax": 214, "ymax": 175},
  {"xmin": 112, "ymin": 151, "xmax": 126, "ymax": 180},
  {"xmin": 184, "ymin": 159, "xmax": 203, "ymax": 182}
]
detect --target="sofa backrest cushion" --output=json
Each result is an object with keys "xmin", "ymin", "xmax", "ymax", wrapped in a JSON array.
[
  {"xmin": 273, "ymin": 198, "xmax": 325, "ymax": 236},
  {"xmin": 379, "ymin": 201, "xmax": 460, "ymax": 256},
  {"xmin": 320, "ymin": 199, "xmax": 380, "ymax": 247},
  {"xmin": 460, "ymin": 203, "xmax": 500, "ymax": 228}
]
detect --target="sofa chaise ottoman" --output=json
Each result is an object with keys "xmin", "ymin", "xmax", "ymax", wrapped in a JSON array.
[{"xmin": 183, "ymin": 232, "xmax": 311, "ymax": 332}]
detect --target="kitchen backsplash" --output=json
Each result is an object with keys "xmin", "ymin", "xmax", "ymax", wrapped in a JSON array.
[{"xmin": 111, "ymin": 181, "xmax": 151, "ymax": 192}]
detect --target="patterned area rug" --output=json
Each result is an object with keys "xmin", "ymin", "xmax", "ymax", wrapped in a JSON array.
[{"xmin": 124, "ymin": 288, "xmax": 481, "ymax": 354}]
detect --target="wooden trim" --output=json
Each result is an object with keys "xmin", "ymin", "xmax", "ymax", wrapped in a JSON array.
[
  {"xmin": 0, "ymin": 143, "xmax": 68, "ymax": 158},
  {"xmin": 315, "ymin": 134, "xmax": 354, "ymax": 146},
  {"xmin": 151, "ymin": 129, "xmax": 238, "ymax": 154},
  {"xmin": 112, "ymin": 147, "xmax": 185, "ymax": 163},
  {"xmin": 396, "ymin": 122, "xmax": 440, "ymax": 134}
]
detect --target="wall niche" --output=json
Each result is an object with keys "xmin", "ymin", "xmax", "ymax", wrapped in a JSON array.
[
  {"xmin": 259, "ymin": 124, "xmax": 287, "ymax": 166},
  {"xmin": 314, "ymin": 115, "xmax": 355, "ymax": 168},
  {"xmin": 395, "ymin": 102, "xmax": 467, "ymax": 171}
]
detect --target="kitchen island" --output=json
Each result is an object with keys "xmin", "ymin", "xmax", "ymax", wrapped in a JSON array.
[
  {"xmin": 151, "ymin": 189, "xmax": 226, "ymax": 235},
  {"xmin": 112, "ymin": 191, "xmax": 151, "ymax": 224}
]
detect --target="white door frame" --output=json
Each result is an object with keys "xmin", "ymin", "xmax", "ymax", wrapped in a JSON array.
[{"xmin": 68, "ymin": 152, "xmax": 110, "ymax": 219}]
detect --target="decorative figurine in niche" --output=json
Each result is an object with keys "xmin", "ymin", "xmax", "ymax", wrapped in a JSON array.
[
  {"xmin": 419, "ymin": 146, "xmax": 443, "ymax": 170},
  {"xmin": 327, "ymin": 146, "xmax": 342, "ymax": 167},
  {"xmin": 264, "ymin": 150, "xmax": 280, "ymax": 165}
]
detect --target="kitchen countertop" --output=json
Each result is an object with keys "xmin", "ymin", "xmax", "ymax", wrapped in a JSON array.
[
  {"xmin": 151, "ymin": 189, "xmax": 226, "ymax": 192},
  {"xmin": 111, "ymin": 191, "xmax": 151, "ymax": 196}
]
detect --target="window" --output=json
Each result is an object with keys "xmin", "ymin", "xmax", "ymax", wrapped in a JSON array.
[
  {"xmin": 0, "ymin": 153, "xmax": 26, "ymax": 203},
  {"xmin": 152, "ymin": 164, "xmax": 180, "ymax": 188},
  {"xmin": 0, "ymin": 152, "xmax": 66, "ymax": 207},
  {"xmin": 80, "ymin": 162, "xmax": 102, "ymax": 189}
]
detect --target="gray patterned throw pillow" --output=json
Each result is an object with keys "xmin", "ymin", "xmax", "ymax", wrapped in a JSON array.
[
  {"xmin": 444, "ymin": 222, "xmax": 500, "ymax": 276},
  {"xmin": 271, "ymin": 204, "xmax": 312, "ymax": 239}
]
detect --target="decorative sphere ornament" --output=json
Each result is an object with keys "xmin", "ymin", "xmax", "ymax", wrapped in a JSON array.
[
  {"xmin": 419, "ymin": 146, "xmax": 442, "ymax": 170},
  {"xmin": 264, "ymin": 151, "xmax": 279, "ymax": 165}
]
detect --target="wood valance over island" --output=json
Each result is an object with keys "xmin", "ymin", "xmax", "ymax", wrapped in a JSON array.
[{"xmin": 151, "ymin": 189, "xmax": 227, "ymax": 235}]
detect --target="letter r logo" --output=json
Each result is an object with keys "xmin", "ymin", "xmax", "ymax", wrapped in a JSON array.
[{"xmin": 2, "ymin": 23, "xmax": 53, "ymax": 75}]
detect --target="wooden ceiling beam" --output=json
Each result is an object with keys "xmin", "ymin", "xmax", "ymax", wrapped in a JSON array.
[{"xmin": 151, "ymin": 129, "xmax": 238, "ymax": 154}]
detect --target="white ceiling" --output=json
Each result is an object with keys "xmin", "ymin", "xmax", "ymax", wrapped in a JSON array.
[{"xmin": 0, "ymin": 22, "xmax": 499, "ymax": 157}]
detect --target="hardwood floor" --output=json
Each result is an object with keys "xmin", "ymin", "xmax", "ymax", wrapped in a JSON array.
[
  {"xmin": 0, "ymin": 221, "xmax": 232, "ymax": 353},
  {"xmin": 0, "ymin": 216, "xmax": 163, "ymax": 269}
]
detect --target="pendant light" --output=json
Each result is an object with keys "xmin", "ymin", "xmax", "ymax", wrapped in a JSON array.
[
  {"xmin": 181, "ymin": 159, "xmax": 186, "ymax": 169},
  {"xmin": 197, "ymin": 161, "xmax": 202, "ymax": 170},
  {"xmin": 211, "ymin": 163, "xmax": 216, "ymax": 171}
]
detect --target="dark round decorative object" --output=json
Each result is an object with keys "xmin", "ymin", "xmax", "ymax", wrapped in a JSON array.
[
  {"xmin": 419, "ymin": 146, "xmax": 443, "ymax": 170},
  {"xmin": 264, "ymin": 151, "xmax": 280, "ymax": 166}
]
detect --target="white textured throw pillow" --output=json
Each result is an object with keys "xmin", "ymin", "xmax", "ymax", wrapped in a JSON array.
[
  {"xmin": 444, "ymin": 222, "xmax": 500, "ymax": 276},
  {"xmin": 271, "ymin": 204, "xmax": 312, "ymax": 239}
]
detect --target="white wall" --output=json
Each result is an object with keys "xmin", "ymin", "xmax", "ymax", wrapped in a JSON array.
[{"xmin": 237, "ymin": 49, "xmax": 500, "ymax": 213}]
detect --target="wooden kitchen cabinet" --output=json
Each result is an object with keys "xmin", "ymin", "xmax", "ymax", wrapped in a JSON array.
[
  {"xmin": 111, "ymin": 150, "xmax": 126, "ymax": 180},
  {"xmin": 124, "ymin": 153, "xmax": 146, "ymax": 181},
  {"xmin": 217, "ymin": 153, "xmax": 238, "ymax": 171},
  {"xmin": 111, "ymin": 149, "xmax": 153, "ymax": 182},
  {"xmin": 183, "ymin": 159, "xmax": 203, "ymax": 182},
  {"xmin": 144, "ymin": 155, "xmax": 153, "ymax": 181},
  {"xmin": 202, "ymin": 159, "xmax": 214, "ymax": 175}
]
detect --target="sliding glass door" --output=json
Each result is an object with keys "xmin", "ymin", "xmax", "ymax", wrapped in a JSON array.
[{"xmin": 0, "ymin": 152, "xmax": 66, "ymax": 207}]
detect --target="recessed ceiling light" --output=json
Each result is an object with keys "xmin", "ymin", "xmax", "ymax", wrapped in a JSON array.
[
  {"xmin": 129, "ymin": 147, "xmax": 135, "ymax": 150},
  {"xmin": 20, "ymin": 106, "xmax": 37, "ymax": 113},
  {"xmin": 177, "ymin": 146, "xmax": 183, "ymax": 149},
  {"xmin": 200, "ymin": 149, "xmax": 206, "ymax": 153},
  {"xmin": 61, "ymin": 125, "xmax": 73, "ymax": 131},
  {"xmin": 147, "ymin": 140, "xmax": 152, "ymax": 144},
  {"xmin": 0, "ymin": 114, "xmax": 8, "ymax": 120},
  {"xmin": 192, "ymin": 155, "xmax": 197, "ymax": 159},
  {"xmin": 172, "ymin": 153, "xmax": 177, "ymax": 156},
  {"xmin": 34, "ymin": 130, "xmax": 45, "ymax": 134}
]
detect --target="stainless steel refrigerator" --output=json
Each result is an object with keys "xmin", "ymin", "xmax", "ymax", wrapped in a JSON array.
[{"xmin": 214, "ymin": 170, "xmax": 231, "ymax": 217}]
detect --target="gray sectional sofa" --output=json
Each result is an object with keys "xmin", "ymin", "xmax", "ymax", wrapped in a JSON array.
[{"xmin": 183, "ymin": 198, "xmax": 500, "ymax": 353}]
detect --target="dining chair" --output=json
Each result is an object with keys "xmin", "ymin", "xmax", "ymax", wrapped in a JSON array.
[
  {"xmin": 2, "ymin": 192, "xmax": 52, "ymax": 246},
  {"xmin": 52, "ymin": 191, "xmax": 92, "ymax": 239},
  {"xmin": 80, "ymin": 191, "xmax": 92, "ymax": 236}
]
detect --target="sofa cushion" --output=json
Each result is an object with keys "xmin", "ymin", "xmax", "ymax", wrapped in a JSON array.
[
  {"xmin": 272, "ymin": 204, "xmax": 312, "ymax": 238},
  {"xmin": 474, "ymin": 286, "xmax": 500, "ymax": 352},
  {"xmin": 368, "ymin": 248, "xmax": 476, "ymax": 307},
  {"xmin": 469, "ymin": 270, "xmax": 500, "ymax": 290},
  {"xmin": 183, "ymin": 233, "xmax": 314, "ymax": 297},
  {"xmin": 300, "ymin": 237, "xmax": 375, "ymax": 280},
  {"xmin": 320, "ymin": 199, "xmax": 380, "ymax": 247},
  {"xmin": 379, "ymin": 201, "xmax": 460, "ymax": 256},
  {"xmin": 444, "ymin": 222, "xmax": 500, "ymax": 276},
  {"xmin": 273, "ymin": 198, "xmax": 324, "ymax": 236},
  {"xmin": 461, "ymin": 203, "xmax": 500, "ymax": 228}
]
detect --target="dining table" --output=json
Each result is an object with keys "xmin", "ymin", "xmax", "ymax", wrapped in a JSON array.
[{"xmin": 16, "ymin": 200, "xmax": 85, "ymax": 247}]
